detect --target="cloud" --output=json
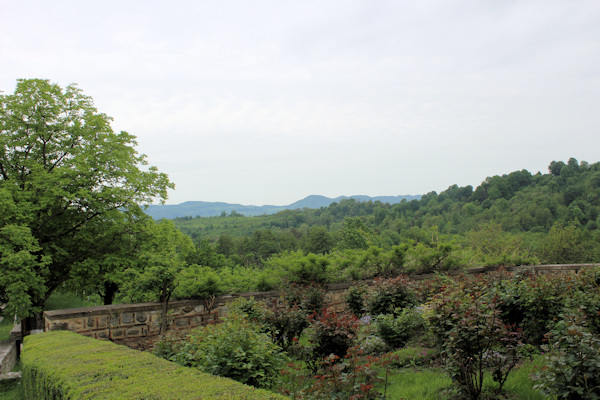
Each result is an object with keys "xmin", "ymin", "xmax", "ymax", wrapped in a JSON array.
[{"xmin": 2, "ymin": 0, "xmax": 600, "ymax": 205}]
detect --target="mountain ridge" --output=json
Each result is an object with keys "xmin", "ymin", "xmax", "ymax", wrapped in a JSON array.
[{"xmin": 145, "ymin": 194, "xmax": 421, "ymax": 219}]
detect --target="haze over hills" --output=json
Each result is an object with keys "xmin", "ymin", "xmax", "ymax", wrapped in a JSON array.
[{"xmin": 145, "ymin": 194, "xmax": 422, "ymax": 219}]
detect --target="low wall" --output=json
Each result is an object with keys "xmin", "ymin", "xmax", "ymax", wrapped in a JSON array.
[
  {"xmin": 43, "ymin": 264, "xmax": 597, "ymax": 342},
  {"xmin": 44, "ymin": 283, "xmax": 352, "ymax": 341},
  {"xmin": 0, "ymin": 340, "xmax": 17, "ymax": 376}
]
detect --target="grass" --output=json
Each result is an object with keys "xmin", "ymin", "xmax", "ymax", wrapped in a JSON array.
[
  {"xmin": 383, "ymin": 367, "xmax": 452, "ymax": 399},
  {"xmin": 382, "ymin": 354, "xmax": 547, "ymax": 400},
  {"xmin": 44, "ymin": 291, "xmax": 102, "ymax": 311},
  {"xmin": 0, "ymin": 318, "xmax": 15, "ymax": 342},
  {"xmin": 0, "ymin": 381, "xmax": 23, "ymax": 400},
  {"xmin": 0, "ymin": 362, "xmax": 23, "ymax": 400}
]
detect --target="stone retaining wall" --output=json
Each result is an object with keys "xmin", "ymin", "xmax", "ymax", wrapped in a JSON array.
[
  {"xmin": 44, "ymin": 283, "xmax": 353, "ymax": 341},
  {"xmin": 43, "ymin": 264, "xmax": 597, "ymax": 342},
  {"xmin": 0, "ymin": 340, "xmax": 17, "ymax": 376}
]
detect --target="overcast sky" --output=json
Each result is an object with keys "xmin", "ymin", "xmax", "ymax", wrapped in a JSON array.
[{"xmin": 1, "ymin": 1, "xmax": 599, "ymax": 205}]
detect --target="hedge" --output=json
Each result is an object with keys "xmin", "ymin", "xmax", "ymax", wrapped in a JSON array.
[{"xmin": 22, "ymin": 331, "xmax": 287, "ymax": 399}]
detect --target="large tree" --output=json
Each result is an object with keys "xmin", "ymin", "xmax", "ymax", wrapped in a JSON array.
[{"xmin": 0, "ymin": 79, "xmax": 173, "ymax": 324}]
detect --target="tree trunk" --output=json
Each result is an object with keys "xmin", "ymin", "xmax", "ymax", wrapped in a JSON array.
[
  {"xmin": 102, "ymin": 281, "xmax": 119, "ymax": 305},
  {"xmin": 160, "ymin": 294, "xmax": 170, "ymax": 335}
]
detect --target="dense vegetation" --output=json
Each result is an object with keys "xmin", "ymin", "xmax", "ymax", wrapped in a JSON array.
[
  {"xmin": 174, "ymin": 157, "xmax": 600, "ymax": 270},
  {"xmin": 122, "ymin": 157, "xmax": 600, "ymax": 304},
  {"xmin": 152, "ymin": 267, "xmax": 600, "ymax": 399}
]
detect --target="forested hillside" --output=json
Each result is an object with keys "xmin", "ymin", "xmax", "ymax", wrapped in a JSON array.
[{"xmin": 173, "ymin": 158, "xmax": 600, "ymax": 273}]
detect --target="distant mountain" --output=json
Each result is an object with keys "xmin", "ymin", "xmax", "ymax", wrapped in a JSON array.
[{"xmin": 145, "ymin": 194, "xmax": 421, "ymax": 219}]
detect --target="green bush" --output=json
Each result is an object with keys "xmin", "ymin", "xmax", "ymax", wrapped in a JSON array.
[
  {"xmin": 426, "ymin": 277, "xmax": 524, "ymax": 400},
  {"xmin": 175, "ymin": 315, "xmax": 288, "ymax": 389},
  {"xmin": 533, "ymin": 311, "xmax": 600, "ymax": 400},
  {"xmin": 365, "ymin": 275, "xmax": 415, "ymax": 316},
  {"xmin": 344, "ymin": 284, "xmax": 367, "ymax": 317},
  {"xmin": 22, "ymin": 330, "xmax": 286, "ymax": 399},
  {"xmin": 375, "ymin": 307, "xmax": 424, "ymax": 349}
]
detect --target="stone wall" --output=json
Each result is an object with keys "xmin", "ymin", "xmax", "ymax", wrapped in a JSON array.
[
  {"xmin": 0, "ymin": 340, "xmax": 17, "ymax": 376},
  {"xmin": 43, "ymin": 264, "xmax": 597, "ymax": 342},
  {"xmin": 44, "ymin": 283, "xmax": 353, "ymax": 341}
]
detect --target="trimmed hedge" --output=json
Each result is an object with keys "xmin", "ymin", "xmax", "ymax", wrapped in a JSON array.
[{"xmin": 22, "ymin": 331, "xmax": 287, "ymax": 399}]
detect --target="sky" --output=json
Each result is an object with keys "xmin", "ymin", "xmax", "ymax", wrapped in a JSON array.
[{"xmin": 1, "ymin": 1, "xmax": 599, "ymax": 206}]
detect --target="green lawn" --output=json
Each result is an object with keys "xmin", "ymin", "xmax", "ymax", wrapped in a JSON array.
[
  {"xmin": 0, "ymin": 318, "xmax": 14, "ymax": 342},
  {"xmin": 383, "ymin": 355, "xmax": 546, "ymax": 400}
]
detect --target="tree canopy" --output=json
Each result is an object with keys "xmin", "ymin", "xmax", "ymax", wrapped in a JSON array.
[{"xmin": 0, "ymin": 79, "xmax": 173, "ymax": 320}]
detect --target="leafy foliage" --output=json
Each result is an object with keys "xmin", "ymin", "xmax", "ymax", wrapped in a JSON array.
[
  {"xmin": 0, "ymin": 79, "xmax": 172, "ymax": 320},
  {"xmin": 365, "ymin": 275, "xmax": 416, "ymax": 316},
  {"xmin": 168, "ymin": 315, "xmax": 288, "ymax": 389},
  {"xmin": 533, "ymin": 311, "xmax": 600, "ymax": 400},
  {"xmin": 426, "ymin": 277, "xmax": 524, "ymax": 400},
  {"xmin": 374, "ymin": 307, "xmax": 424, "ymax": 349}
]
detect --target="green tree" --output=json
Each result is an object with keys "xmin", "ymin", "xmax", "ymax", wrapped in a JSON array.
[
  {"xmin": 0, "ymin": 79, "xmax": 172, "ymax": 324},
  {"xmin": 303, "ymin": 225, "xmax": 334, "ymax": 254},
  {"xmin": 122, "ymin": 220, "xmax": 195, "ymax": 334},
  {"xmin": 539, "ymin": 222, "xmax": 584, "ymax": 264}
]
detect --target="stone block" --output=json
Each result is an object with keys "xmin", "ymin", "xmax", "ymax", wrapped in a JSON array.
[
  {"xmin": 96, "ymin": 331, "xmax": 108, "ymax": 339},
  {"xmin": 121, "ymin": 313, "xmax": 134, "ymax": 325},
  {"xmin": 126, "ymin": 328, "xmax": 141, "ymax": 337},
  {"xmin": 194, "ymin": 305, "xmax": 205, "ymax": 313},
  {"xmin": 86, "ymin": 317, "xmax": 95, "ymax": 328},
  {"xmin": 181, "ymin": 306, "xmax": 194, "ymax": 313},
  {"xmin": 110, "ymin": 314, "xmax": 120, "ymax": 327},
  {"xmin": 111, "ymin": 329, "xmax": 125, "ymax": 339},
  {"xmin": 135, "ymin": 313, "xmax": 148, "ymax": 323},
  {"xmin": 68, "ymin": 319, "xmax": 84, "ymax": 331},
  {"xmin": 174, "ymin": 318, "xmax": 189, "ymax": 327},
  {"xmin": 51, "ymin": 322, "xmax": 69, "ymax": 331},
  {"xmin": 97, "ymin": 315, "xmax": 109, "ymax": 328}
]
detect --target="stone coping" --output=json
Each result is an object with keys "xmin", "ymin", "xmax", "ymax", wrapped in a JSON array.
[{"xmin": 0, "ymin": 371, "xmax": 21, "ymax": 383}]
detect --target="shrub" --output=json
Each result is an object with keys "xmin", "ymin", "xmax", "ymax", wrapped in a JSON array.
[
  {"xmin": 356, "ymin": 318, "xmax": 388, "ymax": 355},
  {"xmin": 305, "ymin": 309, "xmax": 360, "ymax": 371},
  {"xmin": 426, "ymin": 279, "xmax": 524, "ymax": 400},
  {"xmin": 262, "ymin": 304, "xmax": 310, "ymax": 350},
  {"xmin": 303, "ymin": 348, "xmax": 387, "ymax": 400},
  {"xmin": 179, "ymin": 315, "xmax": 288, "ymax": 389},
  {"xmin": 283, "ymin": 283, "xmax": 326, "ymax": 315},
  {"xmin": 533, "ymin": 311, "xmax": 600, "ymax": 399},
  {"xmin": 279, "ymin": 347, "xmax": 392, "ymax": 400},
  {"xmin": 490, "ymin": 271, "xmax": 576, "ymax": 345},
  {"xmin": 22, "ymin": 331, "xmax": 286, "ymax": 399},
  {"xmin": 365, "ymin": 275, "xmax": 415, "ymax": 316},
  {"xmin": 345, "ymin": 284, "xmax": 367, "ymax": 317},
  {"xmin": 375, "ymin": 307, "xmax": 424, "ymax": 349}
]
